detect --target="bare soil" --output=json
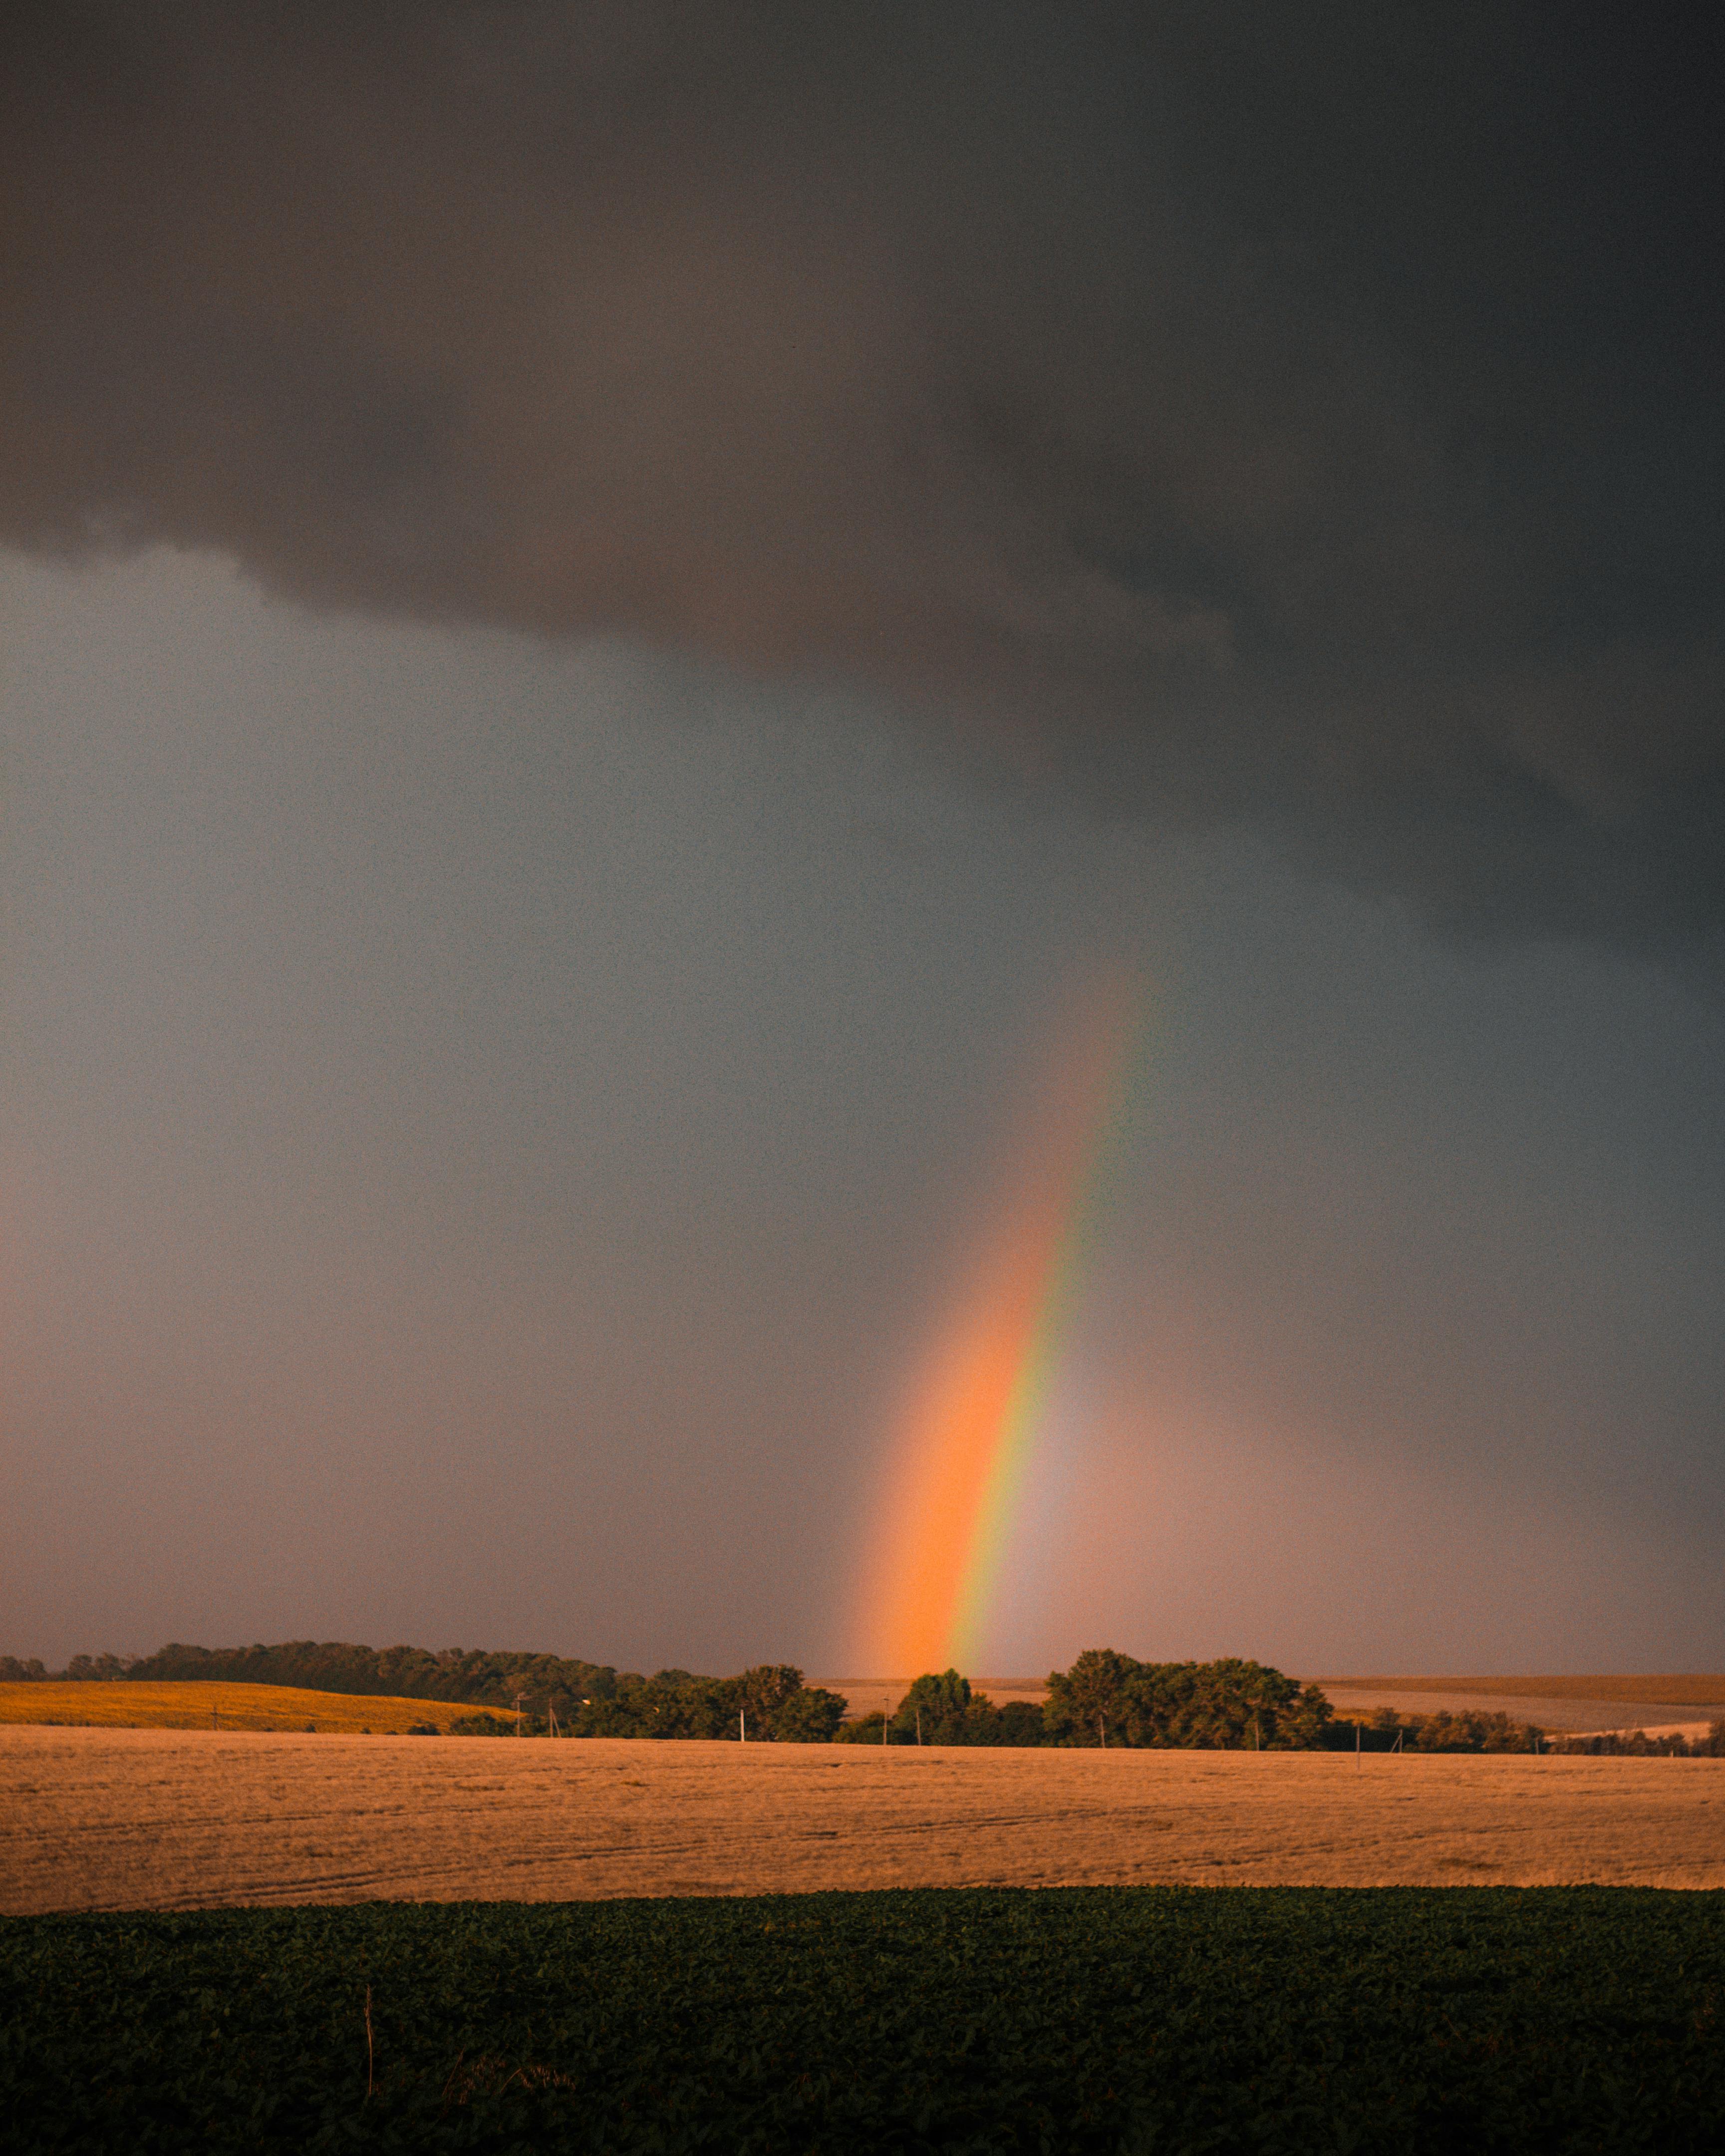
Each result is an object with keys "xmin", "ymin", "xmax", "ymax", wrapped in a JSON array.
[{"xmin": 4, "ymin": 1727, "xmax": 1722, "ymax": 1914}]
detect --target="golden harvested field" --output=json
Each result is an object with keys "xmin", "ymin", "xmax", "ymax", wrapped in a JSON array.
[
  {"xmin": 4, "ymin": 1727, "xmax": 1723, "ymax": 1914},
  {"xmin": 0, "ymin": 1682, "xmax": 459, "ymax": 1735}
]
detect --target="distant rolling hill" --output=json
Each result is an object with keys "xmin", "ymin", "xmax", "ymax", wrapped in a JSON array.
[{"xmin": 0, "ymin": 1682, "xmax": 471, "ymax": 1734}]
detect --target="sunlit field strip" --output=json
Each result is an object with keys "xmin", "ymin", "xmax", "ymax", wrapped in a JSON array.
[{"xmin": 0, "ymin": 1682, "xmax": 456, "ymax": 1734}]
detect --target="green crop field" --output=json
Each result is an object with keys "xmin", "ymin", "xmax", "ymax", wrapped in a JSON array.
[{"xmin": 3, "ymin": 1887, "xmax": 1721, "ymax": 2153}]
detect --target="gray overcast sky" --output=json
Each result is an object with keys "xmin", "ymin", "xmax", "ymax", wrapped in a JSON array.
[{"xmin": 2, "ymin": 5, "xmax": 1722, "ymax": 1674}]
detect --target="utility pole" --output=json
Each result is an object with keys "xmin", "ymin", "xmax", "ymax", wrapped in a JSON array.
[
  {"xmin": 740, "ymin": 1707, "xmax": 746, "ymax": 1742},
  {"xmin": 515, "ymin": 1692, "xmax": 527, "ymax": 1736}
]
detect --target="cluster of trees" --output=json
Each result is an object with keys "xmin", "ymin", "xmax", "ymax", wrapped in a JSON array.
[
  {"xmin": 3, "ymin": 1640, "xmax": 849, "ymax": 1743},
  {"xmin": 563, "ymin": 1666, "xmax": 847, "ymax": 1742},
  {"xmin": 130, "ymin": 1641, "xmax": 623, "ymax": 1720},
  {"xmin": 4, "ymin": 1641, "xmax": 1335, "ymax": 1750},
  {"xmin": 443, "ymin": 1670, "xmax": 849, "ymax": 1741},
  {"xmin": 835, "ymin": 1670, "xmax": 1047, "ymax": 1746},
  {"xmin": 1325, "ymin": 1709, "xmax": 1725, "ymax": 1756},
  {"xmin": 1044, "ymin": 1652, "xmax": 1334, "ymax": 1749},
  {"xmin": 1551, "ymin": 1723, "xmax": 1725, "ymax": 1758},
  {"xmin": 1328, "ymin": 1708, "xmax": 1544, "ymax": 1753},
  {"xmin": 27, "ymin": 1643, "xmax": 1717, "ymax": 1759},
  {"xmin": 830, "ymin": 1657, "xmax": 1335, "ymax": 1750},
  {"xmin": 11, "ymin": 1641, "xmax": 620, "ymax": 1721}
]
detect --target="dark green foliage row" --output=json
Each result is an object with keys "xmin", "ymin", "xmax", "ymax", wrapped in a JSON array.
[{"xmin": 4, "ymin": 1887, "xmax": 1723, "ymax": 2154}]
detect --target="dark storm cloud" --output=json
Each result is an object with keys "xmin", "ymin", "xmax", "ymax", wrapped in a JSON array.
[{"xmin": 4, "ymin": 2, "xmax": 1721, "ymax": 935}]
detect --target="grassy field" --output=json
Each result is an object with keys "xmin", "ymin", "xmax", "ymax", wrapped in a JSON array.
[
  {"xmin": 4, "ymin": 1887, "xmax": 1723, "ymax": 2152},
  {"xmin": 7, "ymin": 1728, "xmax": 1724, "ymax": 1912},
  {"xmin": 0, "ymin": 1680, "xmax": 460, "ymax": 1734}
]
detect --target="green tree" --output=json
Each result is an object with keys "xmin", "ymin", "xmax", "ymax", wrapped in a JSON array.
[
  {"xmin": 996, "ymin": 1699, "xmax": 1047, "ymax": 1747},
  {"xmin": 736, "ymin": 1665, "xmax": 806, "ymax": 1737},
  {"xmin": 772, "ymin": 1687, "xmax": 848, "ymax": 1742},
  {"xmin": 1045, "ymin": 1649, "xmax": 1138, "ymax": 1747},
  {"xmin": 890, "ymin": 1669, "xmax": 973, "ymax": 1743},
  {"xmin": 1123, "ymin": 1658, "xmax": 1295, "ymax": 1747},
  {"xmin": 1279, "ymin": 1682, "xmax": 1334, "ymax": 1748}
]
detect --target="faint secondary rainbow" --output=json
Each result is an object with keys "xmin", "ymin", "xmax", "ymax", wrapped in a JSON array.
[{"xmin": 856, "ymin": 970, "xmax": 1148, "ymax": 1675}]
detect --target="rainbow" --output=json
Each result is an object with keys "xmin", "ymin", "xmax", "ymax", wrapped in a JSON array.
[{"xmin": 855, "ymin": 970, "xmax": 1147, "ymax": 1675}]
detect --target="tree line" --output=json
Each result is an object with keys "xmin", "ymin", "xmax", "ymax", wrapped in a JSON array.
[
  {"xmin": 12, "ymin": 1641, "xmax": 1720, "ymax": 1755},
  {"xmin": 1044, "ymin": 1651, "xmax": 1335, "ymax": 1748},
  {"xmin": 827, "ymin": 1658, "xmax": 1335, "ymax": 1749},
  {"xmin": 0, "ymin": 1642, "xmax": 849, "ymax": 1741},
  {"xmin": 834, "ymin": 1668, "xmax": 1048, "ymax": 1747},
  {"xmin": 1318, "ymin": 1705, "xmax": 1725, "ymax": 1756},
  {"xmin": 441, "ymin": 1667, "xmax": 849, "ymax": 1741},
  {"xmin": 1550, "ymin": 1725, "xmax": 1725, "ymax": 1757},
  {"xmin": 556, "ymin": 1666, "xmax": 848, "ymax": 1741},
  {"xmin": 1, "ymin": 1642, "xmax": 621, "ymax": 1723},
  {"xmin": 1336, "ymin": 1707, "xmax": 1547, "ymax": 1753},
  {"xmin": 2, "ymin": 1641, "xmax": 1332, "ymax": 1748}
]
